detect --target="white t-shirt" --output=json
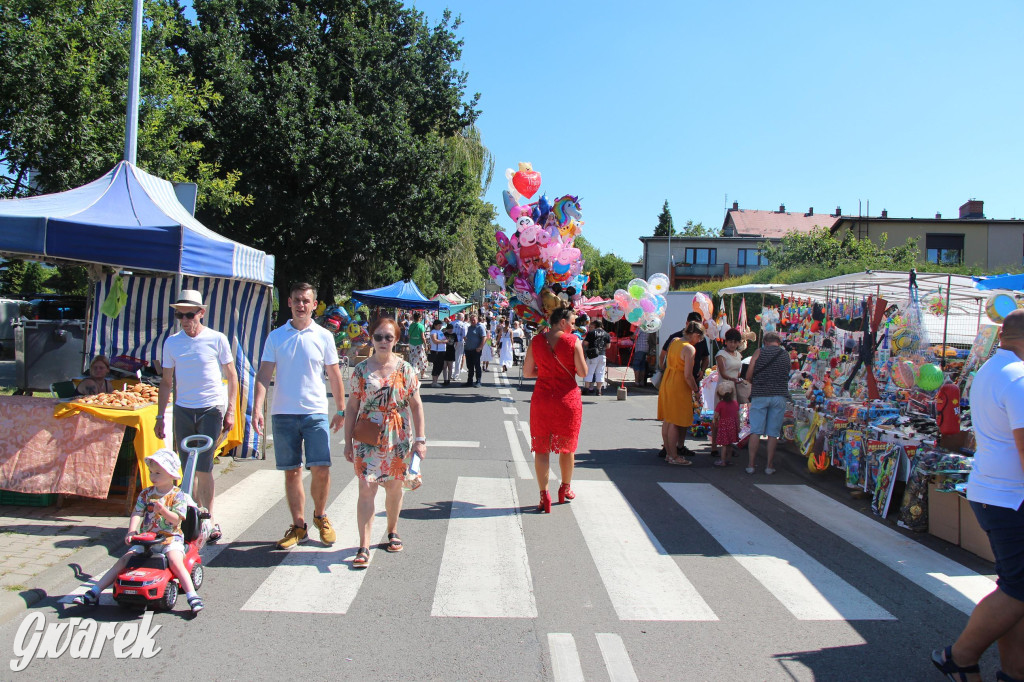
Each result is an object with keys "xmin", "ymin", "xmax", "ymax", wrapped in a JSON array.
[
  {"xmin": 261, "ymin": 320, "xmax": 339, "ymax": 415},
  {"xmin": 453, "ymin": 320, "xmax": 467, "ymax": 343},
  {"xmin": 162, "ymin": 327, "xmax": 232, "ymax": 409},
  {"xmin": 967, "ymin": 348, "xmax": 1024, "ymax": 509}
]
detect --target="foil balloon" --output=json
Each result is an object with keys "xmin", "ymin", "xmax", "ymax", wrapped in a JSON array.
[
  {"xmin": 648, "ymin": 273, "xmax": 670, "ymax": 295},
  {"xmin": 627, "ymin": 278, "xmax": 648, "ymax": 299},
  {"xmin": 692, "ymin": 292, "xmax": 712, "ymax": 321},
  {"xmin": 534, "ymin": 269, "xmax": 546, "ymax": 294},
  {"xmin": 614, "ymin": 289, "xmax": 630, "ymax": 307},
  {"xmin": 502, "ymin": 190, "xmax": 519, "ymax": 218},
  {"xmin": 505, "ymin": 168, "xmax": 524, "ymax": 204},
  {"xmin": 512, "ymin": 162, "xmax": 542, "ymax": 199}
]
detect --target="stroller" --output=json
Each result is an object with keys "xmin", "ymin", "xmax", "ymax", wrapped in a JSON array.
[{"xmin": 512, "ymin": 336, "xmax": 526, "ymax": 366}]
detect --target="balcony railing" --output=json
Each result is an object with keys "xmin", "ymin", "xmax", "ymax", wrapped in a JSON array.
[{"xmin": 671, "ymin": 262, "xmax": 768, "ymax": 279}]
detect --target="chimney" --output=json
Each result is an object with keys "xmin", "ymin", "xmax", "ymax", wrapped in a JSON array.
[
  {"xmin": 935, "ymin": 212, "xmax": 942, "ymax": 219},
  {"xmin": 778, "ymin": 203, "xmax": 786, "ymax": 213},
  {"xmin": 881, "ymin": 209, "xmax": 887, "ymax": 218},
  {"xmin": 732, "ymin": 201, "xmax": 739, "ymax": 210},
  {"xmin": 959, "ymin": 199, "xmax": 985, "ymax": 219},
  {"xmin": 834, "ymin": 206, "xmax": 841, "ymax": 216},
  {"xmin": 805, "ymin": 206, "xmax": 813, "ymax": 216}
]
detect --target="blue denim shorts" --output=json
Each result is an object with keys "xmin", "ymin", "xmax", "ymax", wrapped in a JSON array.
[
  {"xmin": 749, "ymin": 395, "xmax": 787, "ymax": 439},
  {"xmin": 272, "ymin": 414, "xmax": 332, "ymax": 470},
  {"xmin": 969, "ymin": 500, "xmax": 1024, "ymax": 602}
]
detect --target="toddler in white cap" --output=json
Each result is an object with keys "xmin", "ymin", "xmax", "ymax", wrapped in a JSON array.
[{"xmin": 70, "ymin": 448, "xmax": 204, "ymax": 614}]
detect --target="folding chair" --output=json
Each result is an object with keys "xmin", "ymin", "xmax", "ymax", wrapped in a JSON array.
[{"xmin": 50, "ymin": 381, "xmax": 79, "ymax": 398}]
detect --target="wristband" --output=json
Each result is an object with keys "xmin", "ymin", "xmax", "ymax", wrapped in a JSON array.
[
  {"xmin": 155, "ymin": 416, "xmax": 164, "ymax": 420},
  {"xmin": 336, "ymin": 410, "xmax": 345, "ymax": 417},
  {"xmin": 414, "ymin": 436, "xmax": 426, "ymax": 443}
]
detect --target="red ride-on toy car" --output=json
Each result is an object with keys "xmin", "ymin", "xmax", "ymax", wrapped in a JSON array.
[{"xmin": 113, "ymin": 435, "xmax": 213, "ymax": 611}]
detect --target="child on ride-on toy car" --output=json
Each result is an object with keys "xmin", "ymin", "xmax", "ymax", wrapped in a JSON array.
[{"xmin": 72, "ymin": 449, "xmax": 204, "ymax": 614}]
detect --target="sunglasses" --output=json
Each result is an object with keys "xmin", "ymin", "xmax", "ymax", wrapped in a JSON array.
[
  {"xmin": 174, "ymin": 311, "xmax": 199, "ymax": 320},
  {"xmin": 373, "ymin": 334, "xmax": 395, "ymax": 342}
]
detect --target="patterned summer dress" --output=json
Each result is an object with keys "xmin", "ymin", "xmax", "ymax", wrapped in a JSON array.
[{"xmin": 349, "ymin": 359, "xmax": 419, "ymax": 483}]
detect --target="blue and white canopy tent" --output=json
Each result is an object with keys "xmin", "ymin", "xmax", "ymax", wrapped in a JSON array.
[
  {"xmin": 0, "ymin": 161, "xmax": 275, "ymax": 458},
  {"xmin": 352, "ymin": 279, "xmax": 449, "ymax": 312}
]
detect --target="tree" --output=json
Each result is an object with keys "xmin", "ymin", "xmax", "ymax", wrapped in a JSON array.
[
  {"xmin": 679, "ymin": 220, "xmax": 717, "ymax": 237},
  {"xmin": 759, "ymin": 228, "xmax": 919, "ymax": 271},
  {"xmin": 0, "ymin": 259, "xmax": 49, "ymax": 297},
  {"xmin": 185, "ymin": 1, "xmax": 483, "ymax": 319},
  {"xmin": 653, "ymin": 200, "xmax": 675, "ymax": 236},
  {"xmin": 574, "ymin": 237, "xmax": 633, "ymax": 298},
  {"xmin": 0, "ymin": 0, "xmax": 249, "ymax": 213}
]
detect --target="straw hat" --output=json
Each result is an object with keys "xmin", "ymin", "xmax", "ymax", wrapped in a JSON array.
[{"xmin": 170, "ymin": 290, "xmax": 206, "ymax": 310}]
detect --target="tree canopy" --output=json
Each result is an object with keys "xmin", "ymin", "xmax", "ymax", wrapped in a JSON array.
[
  {"xmin": 653, "ymin": 200, "xmax": 674, "ymax": 236},
  {"xmin": 759, "ymin": 227, "xmax": 918, "ymax": 271}
]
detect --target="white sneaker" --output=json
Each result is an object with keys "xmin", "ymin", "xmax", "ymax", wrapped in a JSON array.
[
  {"xmin": 745, "ymin": 467, "xmax": 755, "ymax": 474},
  {"xmin": 764, "ymin": 467, "xmax": 776, "ymax": 475}
]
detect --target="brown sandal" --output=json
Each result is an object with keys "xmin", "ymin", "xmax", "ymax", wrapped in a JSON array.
[
  {"xmin": 386, "ymin": 533, "xmax": 403, "ymax": 552},
  {"xmin": 666, "ymin": 455, "xmax": 693, "ymax": 466},
  {"xmin": 352, "ymin": 547, "xmax": 370, "ymax": 567}
]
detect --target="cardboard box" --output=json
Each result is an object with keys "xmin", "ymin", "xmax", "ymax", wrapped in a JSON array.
[
  {"xmin": 959, "ymin": 495, "xmax": 996, "ymax": 563},
  {"xmin": 928, "ymin": 483, "xmax": 960, "ymax": 545}
]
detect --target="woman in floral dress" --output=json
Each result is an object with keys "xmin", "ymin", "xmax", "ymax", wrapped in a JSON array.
[{"xmin": 343, "ymin": 317, "xmax": 427, "ymax": 567}]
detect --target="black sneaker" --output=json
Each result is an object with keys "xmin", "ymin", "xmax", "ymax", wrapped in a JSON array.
[
  {"xmin": 463, "ymin": 381, "xmax": 473, "ymax": 387},
  {"xmin": 658, "ymin": 447, "xmax": 667, "ymax": 458}
]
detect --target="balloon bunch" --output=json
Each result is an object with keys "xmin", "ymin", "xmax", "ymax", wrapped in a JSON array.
[
  {"xmin": 604, "ymin": 274, "xmax": 670, "ymax": 332},
  {"xmin": 490, "ymin": 162, "xmax": 589, "ymax": 320},
  {"xmin": 320, "ymin": 304, "xmax": 367, "ymax": 350}
]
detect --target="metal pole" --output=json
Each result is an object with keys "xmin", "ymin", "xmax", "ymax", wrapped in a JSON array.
[
  {"xmin": 940, "ymin": 275, "xmax": 952, "ymax": 370},
  {"xmin": 124, "ymin": 0, "xmax": 143, "ymax": 164}
]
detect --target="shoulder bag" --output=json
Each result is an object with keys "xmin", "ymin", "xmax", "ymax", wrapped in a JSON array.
[{"xmin": 352, "ymin": 366, "xmax": 400, "ymax": 447}]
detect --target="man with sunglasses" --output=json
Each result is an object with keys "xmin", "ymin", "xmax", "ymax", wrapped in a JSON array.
[{"xmin": 156, "ymin": 289, "xmax": 238, "ymax": 543}]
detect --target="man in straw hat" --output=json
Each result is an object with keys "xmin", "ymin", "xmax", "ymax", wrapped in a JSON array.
[
  {"xmin": 156, "ymin": 289, "xmax": 238, "ymax": 544},
  {"xmin": 933, "ymin": 309, "xmax": 1024, "ymax": 681}
]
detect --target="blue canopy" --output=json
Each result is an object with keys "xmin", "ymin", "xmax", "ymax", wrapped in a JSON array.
[
  {"xmin": 0, "ymin": 161, "xmax": 274, "ymax": 285},
  {"xmin": 975, "ymin": 273, "xmax": 1024, "ymax": 292},
  {"xmin": 352, "ymin": 280, "xmax": 448, "ymax": 311}
]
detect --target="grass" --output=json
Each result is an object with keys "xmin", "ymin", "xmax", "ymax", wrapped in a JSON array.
[{"xmin": 3, "ymin": 585, "xmax": 27, "ymax": 592}]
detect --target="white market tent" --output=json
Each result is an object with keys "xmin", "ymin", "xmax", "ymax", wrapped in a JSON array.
[{"xmin": 719, "ymin": 270, "xmax": 1013, "ymax": 346}]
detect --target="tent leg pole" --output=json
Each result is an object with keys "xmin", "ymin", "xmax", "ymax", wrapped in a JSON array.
[{"xmin": 940, "ymin": 275, "xmax": 952, "ymax": 370}]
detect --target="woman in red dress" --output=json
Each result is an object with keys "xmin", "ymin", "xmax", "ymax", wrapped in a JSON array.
[{"xmin": 523, "ymin": 306, "xmax": 587, "ymax": 513}]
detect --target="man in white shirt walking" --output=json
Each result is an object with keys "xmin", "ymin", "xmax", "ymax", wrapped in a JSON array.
[
  {"xmin": 934, "ymin": 310, "xmax": 1024, "ymax": 682},
  {"xmin": 156, "ymin": 289, "xmax": 238, "ymax": 543},
  {"xmin": 253, "ymin": 282, "xmax": 346, "ymax": 550}
]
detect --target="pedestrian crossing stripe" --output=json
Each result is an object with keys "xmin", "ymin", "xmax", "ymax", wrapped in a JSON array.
[
  {"xmin": 661, "ymin": 483, "xmax": 894, "ymax": 620},
  {"xmin": 758, "ymin": 484, "xmax": 995, "ymax": 615}
]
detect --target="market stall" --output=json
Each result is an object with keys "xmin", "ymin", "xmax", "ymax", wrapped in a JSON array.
[
  {"xmin": 0, "ymin": 161, "xmax": 273, "ymax": 501},
  {"xmin": 718, "ymin": 270, "xmax": 1021, "ymax": 560}
]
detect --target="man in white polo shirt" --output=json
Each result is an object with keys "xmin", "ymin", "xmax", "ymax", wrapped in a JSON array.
[
  {"xmin": 253, "ymin": 282, "xmax": 346, "ymax": 550},
  {"xmin": 156, "ymin": 289, "xmax": 238, "ymax": 543},
  {"xmin": 934, "ymin": 310, "xmax": 1024, "ymax": 681}
]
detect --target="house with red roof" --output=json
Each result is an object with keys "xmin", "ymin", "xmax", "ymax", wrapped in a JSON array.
[{"xmin": 639, "ymin": 202, "xmax": 841, "ymax": 284}]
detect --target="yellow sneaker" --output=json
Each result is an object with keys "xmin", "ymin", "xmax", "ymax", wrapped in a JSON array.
[
  {"xmin": 276, "ymin": 523, "xmax": 307, "ymax": 549},
  {"xmin": 313, "ymin": 514, "xmax": 336, "ymax": 546}
]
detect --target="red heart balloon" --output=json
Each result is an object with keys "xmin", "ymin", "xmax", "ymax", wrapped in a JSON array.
[{"xmin": 512, "ymin": 170, "xmax": 542, "ymax": 199}]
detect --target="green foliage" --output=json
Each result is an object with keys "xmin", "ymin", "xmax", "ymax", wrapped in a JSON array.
[
  {"xmin": 679, "ymin": 220, "xmax": 718, "ymax": 237},
  {"xmin": 574, "ymin": 237, "xmax": 633, "ymax": 298},
  {"xmin": 653, "ymin": 200, "xmax": 674, "ymax": 236},
  {"xmin": 185, "ymin": 1, "xmax": 482, "ymax": 317},
  {"xmin": 759, "ymin": 228, "xmax": 919, "ymax": 272},
  {"xmin": 0, "ymin": 0, "xmax": 249, "ymax": 212},
  {"xmin": 0, "ymin": 259, "xmax": 49, "ymax": 297}
]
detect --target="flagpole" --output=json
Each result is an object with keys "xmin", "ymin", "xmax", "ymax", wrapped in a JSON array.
[{"xmin": 124, "ymin": 0, "xmax": 143, "ymax": 164}]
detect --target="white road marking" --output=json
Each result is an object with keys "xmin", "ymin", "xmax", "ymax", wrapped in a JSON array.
[
  {"xmin": 503, "ymin": 406, "xmax": 518, "ymax": 415},
  {"xmin": 498, "ymin": 388, "xmax": 511, "ymax": 395},
  {"xmin": 62, "ymin": 468, "xmax": 291, "ymax": 605},
  {"xmin": 432, "ymin": 477, "xmax": 537, "ymax": 617},
  {"xmin": 504, "ymin": 420, "xmax": 534, "ymax": 479},
  {"xmin": 759, "ymin": 484, "xmax": 996, "ymax": 615},
  {"xmin": 661, "ymin": 483, "xmax": 893, "ymax": 620},
  {"xmin": 241, "ymin": 475, "xmax": 386, "ymax": 613},
  {"xmin": 429, "ymin": 440, "xmax": 480, "ymax": 448},
  {"xmin": 596, "ymin": 633, "xmax": 639, "ymax": 682},
  {"xmin": 570, "ymin": 480, "xmax": 717, "ymax": 621},
  {"xmin": 548, "ymin": 633, "xmax": 585, "ymax": 682}
]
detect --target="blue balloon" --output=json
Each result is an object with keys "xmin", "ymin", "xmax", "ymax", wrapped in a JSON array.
[
  {"xmin": 537, "ymin": 194, "xmax": 551, "ymax": 224},
  {"xmin": 502, "ymin": 190, "xmax": 518, "ymax": 218},
  {"xmin": 531, "ymin": 205, "xmax": 541, "ymax": 224},
  {"xmin": 534, "ymin": 269, "xmax": 546, "ymax": 294},
  {"xmin": 506, "ymin": 251, "xmax": 517, "ymax": 266}
]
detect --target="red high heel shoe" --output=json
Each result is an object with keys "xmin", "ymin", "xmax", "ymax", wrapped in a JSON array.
[
  {"xmin": 538, "ymin": 491, "xmax": 552, "ymax": 513},
  {"xmin": 558, "ymin": 483, "xmax": 575, "ymax": 504}
]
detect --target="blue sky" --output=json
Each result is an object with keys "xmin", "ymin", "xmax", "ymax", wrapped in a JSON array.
[{"xmin": 406, "ymin": 0, "xmax": 1024, "ymax": 262}]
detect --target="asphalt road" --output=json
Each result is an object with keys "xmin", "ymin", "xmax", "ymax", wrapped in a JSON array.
[{"xmin": 0, "ymin": 367, "xmax": 1000, "ymax": 681}]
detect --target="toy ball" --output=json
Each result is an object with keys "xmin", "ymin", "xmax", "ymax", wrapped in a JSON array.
[
  {"xmin": 893, "ymin": 360, "xmax": 917, "ymax": 388},
  {"xmin": 916, "ymin": 363, "xmax": 944, "ymax": 391},
  {"xmin": 985, "ymin": 293, "xmax": 1019, "ymax": 324},
  {"xmin": 891, "ymin": 327, "xmax": 919, "ymax": 352}
]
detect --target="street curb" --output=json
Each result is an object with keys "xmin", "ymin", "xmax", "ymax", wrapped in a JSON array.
[{"xmin": 0, "ymin": 537, "xmax": 117, "ymax": 625}]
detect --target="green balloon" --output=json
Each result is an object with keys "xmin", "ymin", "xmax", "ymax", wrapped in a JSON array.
[
  {"xmin": 916, "ymin": 363, "xmax": 944, "ymax": 391},
  {"xmin": 629, "ymin": 284, "xmax": 645, "ymax": 299}
]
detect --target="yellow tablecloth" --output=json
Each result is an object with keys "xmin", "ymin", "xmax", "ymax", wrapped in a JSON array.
[{"xmin": 54, "ymin": 393, "xmax": 243, "ymax": 488}]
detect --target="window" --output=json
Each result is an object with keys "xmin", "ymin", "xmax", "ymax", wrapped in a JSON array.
[
  {"xmin": 737, "ymin": 248, "xmax": 768, "ymax": 266},
  {"xmin": 926, "ymin": 234, "xmax": 964, "ymax": 265},
  {"xmin": 684, "ymin": 248, "xmax": 717, "ymax": 265}
]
